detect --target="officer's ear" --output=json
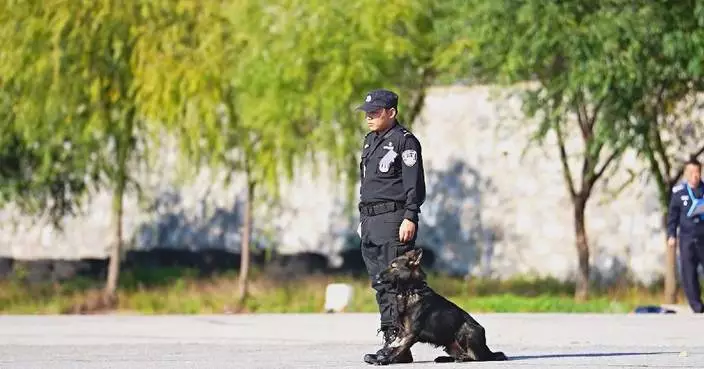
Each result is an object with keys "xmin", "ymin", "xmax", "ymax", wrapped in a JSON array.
[{"xmin": 388, "ymin": 107, "xmax": 397, "ymax": 119}]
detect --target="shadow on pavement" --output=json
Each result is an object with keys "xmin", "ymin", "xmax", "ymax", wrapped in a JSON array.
[{"xmin": 508, "ymin": 351, "xmax": 678, "ymax": 360}]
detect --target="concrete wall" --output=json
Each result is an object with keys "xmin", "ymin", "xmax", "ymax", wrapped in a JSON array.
[{"xmin": 1, "ymin": 84, "xmax": 698, "ymax": 285}]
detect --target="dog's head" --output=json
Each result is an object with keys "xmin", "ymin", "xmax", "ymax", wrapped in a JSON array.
[{"xmin": 377, "ymin": 248, "xmax": 426, "ymax": 286}]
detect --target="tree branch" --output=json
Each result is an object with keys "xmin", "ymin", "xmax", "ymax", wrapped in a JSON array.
[
  {"xmin": 592, "ymin": 144, "xmax": 624, "ymax": 185},
  {"xmin": 587, "ymin": 91, "xmax": 609, "ymax": 133},
  {"xmin": 574, "ymin": 91, "xmax": 590, "ymax": 141},
  {"xmin": 555, "ymin": 119, "xmax": 577, "ymax": 199},
  {"xmin": 641, "ymin": 121, "xmax": 669, "ymax": 206},
  {"xmin": 406, "ymin": 67, "xmax": 435, "ymax": 125},
  {"xmin": 694, "ymin": 145, "xmax": 704, "ymax": 160},
  {"xmin": 653, "ymin": 122, "xmax": 672, "ymax": 177},
  {"xmin": 651, "ymin": 85, "xmax": 673, "ymax": 179}
]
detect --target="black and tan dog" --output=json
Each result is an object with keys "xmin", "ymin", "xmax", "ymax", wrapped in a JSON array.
[{"xmin": 366, "ymin": 248, "xmax": 507, "ymax": 365}]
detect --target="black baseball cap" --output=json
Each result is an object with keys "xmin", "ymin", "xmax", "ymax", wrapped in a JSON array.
[{"xmin": 356, "ymin": 89, "xmax": 398, "ymax": 112}]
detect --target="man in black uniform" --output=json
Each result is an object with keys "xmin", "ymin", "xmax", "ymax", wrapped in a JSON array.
[
  {"xmin": 355, "ymin": 89, "xmax": 426, "ymax": 364},
  {"xmin": 667, "ymin": 158, "xmax": 704, "ymax": 313}
]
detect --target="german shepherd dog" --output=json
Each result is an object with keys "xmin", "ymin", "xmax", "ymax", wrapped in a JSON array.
[{"xmin": 369, "ymin": 248, "xmax": 507, "ymax": 365}]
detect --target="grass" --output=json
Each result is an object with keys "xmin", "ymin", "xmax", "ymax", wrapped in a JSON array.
[{"xmin": 0, "ymin": 267, "xmax": 679, "ymax": 314}]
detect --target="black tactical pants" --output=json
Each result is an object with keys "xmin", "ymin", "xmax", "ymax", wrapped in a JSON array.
[
  {"xmin": 679, "ymin": 235, "xmax": 704, "ymax": 313},
  {"xmin": 359, "ymin": 206, "xmax": 419, "ymax": 330}
]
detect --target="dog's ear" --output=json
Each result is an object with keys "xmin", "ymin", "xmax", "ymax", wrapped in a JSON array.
[{"xmin": 409, "ymin": 248, "xmax": 423, "ymax": 266}]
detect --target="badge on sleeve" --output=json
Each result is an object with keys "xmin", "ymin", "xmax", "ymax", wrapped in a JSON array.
[{"xmin": 402, "ymin": 150, "xmax": 417, "ymax": 167}]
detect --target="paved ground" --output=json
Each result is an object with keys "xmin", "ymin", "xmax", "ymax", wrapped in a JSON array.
[{"xmin": 0, "ymin": 313, "xmax": 702, "ymax": 368}]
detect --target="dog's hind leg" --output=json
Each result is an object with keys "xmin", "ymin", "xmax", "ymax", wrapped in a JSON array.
[{"xmin": 456, "ymin": 322, "xmax": 507, "ymax": 361}]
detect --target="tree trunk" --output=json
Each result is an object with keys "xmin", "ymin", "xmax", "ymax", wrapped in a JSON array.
[
  {"xmin": 237, "ymin": 178, "xmax": 254, "ymax": 305},
  {"xmin": 104, "ymin": 124, "xmax": 131, "ymax": 307},
  {"xmin": 574, "ymin": 196, "xmax": 590, "ymax": 302},
  {"xmin": 105, "ymin": 170, "xmax": 126, "ymax": 305},
  {"xmin": 662, "ymin": 212, "xmax": 678, "ymax": 304}
]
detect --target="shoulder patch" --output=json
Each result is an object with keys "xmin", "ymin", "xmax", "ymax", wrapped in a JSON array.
[
  {"xmin": 401, "ymin": 129, "xmax": 413, "ymax": 137},
  {"xmin": 402, "ymin": 149, "xmax": 417, "ymax": 167},
  {"xmin": 672, "ymin": 184, "xmax": 684, "ymax": 193}
]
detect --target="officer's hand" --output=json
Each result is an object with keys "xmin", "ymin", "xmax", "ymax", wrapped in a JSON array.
[
  {"xmin": 667, "ymin": 237, "xmax": 676, "ymax": 248},
  {"xmin": 399, "ymin": 219, "xmax": 416, "ymax": 243}
]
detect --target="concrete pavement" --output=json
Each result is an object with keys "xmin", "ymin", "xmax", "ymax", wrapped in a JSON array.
[{"xmin": 0, "ymin": 313, "xmax": 701, "ymax": 368}]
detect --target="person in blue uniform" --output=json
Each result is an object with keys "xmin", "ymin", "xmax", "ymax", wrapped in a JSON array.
[
  {"xmin": 355, "ymin": 89, "xmax": 426, "ymax": 364},
  {"xmin": 667, "ymin": 158, "xmax": 704, "ymax": 313}
]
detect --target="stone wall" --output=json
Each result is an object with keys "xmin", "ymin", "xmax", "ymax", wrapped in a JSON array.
[{"xmin": 0, "ymin": 84, "xmax": 697, "ymax": 285}]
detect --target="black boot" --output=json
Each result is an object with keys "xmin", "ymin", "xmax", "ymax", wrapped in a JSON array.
[{"xmin": 363, "ymin": 327, "xmax": 413, "ymax": 365}]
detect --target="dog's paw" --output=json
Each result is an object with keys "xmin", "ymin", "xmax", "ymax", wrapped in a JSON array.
[
  {"xmin": 434, "ymin": 356, "xmax": 455, "ymax": 363},
  {"xmin": 363, "ymin": 354, "xmax": 379, "ymax": 365},
  {"xmin": 373, "ymin": 354, "xmax": 392, "ymax": 366},
  {"xmin": 363, "ymin": 354, "xmax": 391, "ymax": 365}
]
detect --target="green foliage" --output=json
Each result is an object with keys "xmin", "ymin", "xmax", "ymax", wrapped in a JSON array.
[
  {"xmin": 140, "ymin": 0, "xmax": 461, "ymax": 207},
  {"xmin": 1, "ymin": 1, "xmax": 138, "ymax": 218},
  {"xmin": 437, "ymin": 0, "xmax": 704, "ymax": 299},
  {"xmin": 0, "ymin": 0, "xmax": 240, "ymax": 296},
  {"xmin": 442, "ymin": 0, "xmax": 704, "ymax": 168},
  {"xmin": 0, "ymin": 0, "xmax": 474, "ymax": 220},
  {"xmin": 589, "ymin": 1, "xmax": 704, "ymax": 211},
  {"xmin": 0, "ymin": 118, "xmax": 98, "ymax": 227},
  {"xmin": 4, "ymin": 0, "xmax": 704, "ymax": 306},
  {"xmin": 447, "ymin": 1, "xmax": 630, "ymax": 135},
  {"xmin": 0, "ymin": 0, "xmax": 466, "ymax": 300}
]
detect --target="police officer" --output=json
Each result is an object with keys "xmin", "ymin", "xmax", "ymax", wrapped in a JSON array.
[
  {"xmin": 355, "ymin": 89, "xmax": 426, "ymax": 364},
  {"xmin": 667, "ymin": 158, "xmax": 704, "ymax": 313}
]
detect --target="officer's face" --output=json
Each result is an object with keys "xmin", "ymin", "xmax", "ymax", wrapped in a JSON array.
[
  {"xmin": 365, "ymin": 108, "xmax": 395, "ymax": 132},
  {"xmin": 685, "ymin": 163, "xmax": 702, "ymax": 186}
]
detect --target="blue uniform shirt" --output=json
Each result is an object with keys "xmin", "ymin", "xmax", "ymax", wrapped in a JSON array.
[{"xmin": 667, "ymin": 181, "xmax": 704, "ymax": 239}]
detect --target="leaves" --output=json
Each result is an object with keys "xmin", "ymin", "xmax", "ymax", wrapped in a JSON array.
[
  {"xmin": 0, "ymin": 0, "xmax": 462, "ymax": 222},
  {"xmin": 144, "ymin": 0, "xmax": 456, "ymax": 206},
  {"xmin": 0, "ymin": 1, "xmax": 199, "ymax": 223}
]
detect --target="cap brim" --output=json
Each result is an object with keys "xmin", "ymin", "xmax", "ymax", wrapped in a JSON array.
[{"xmin": 356, "ymin": 102, "xmax": 385, "ymax": 112}]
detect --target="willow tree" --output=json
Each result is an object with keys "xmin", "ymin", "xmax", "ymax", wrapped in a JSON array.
[
  {"xmin": 0, "ymin": 0, "xmax": 223, "ymax": 304},
  {"xmin": 137, "ymin": 1, "xmax": 297, "ymax": 304}
]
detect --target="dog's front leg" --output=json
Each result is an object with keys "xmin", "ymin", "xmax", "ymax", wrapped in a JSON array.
[{"xmin": 375, "ymin": 335, "xmax": 416, "ymax": 365}]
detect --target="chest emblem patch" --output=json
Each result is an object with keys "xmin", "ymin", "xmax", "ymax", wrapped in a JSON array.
[{"xmin": 379, "ymin": 149, "xmax": 398, "ymax": 173}]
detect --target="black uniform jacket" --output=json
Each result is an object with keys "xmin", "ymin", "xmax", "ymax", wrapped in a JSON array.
[{"xmin": 359, "ymin": 120, "xmax": 426, "ymax": 223}]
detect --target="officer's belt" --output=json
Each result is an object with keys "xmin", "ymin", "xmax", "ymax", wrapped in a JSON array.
[{"xmin": 359, "ymin": 201, "xmax": 404, "ymax": 216}]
